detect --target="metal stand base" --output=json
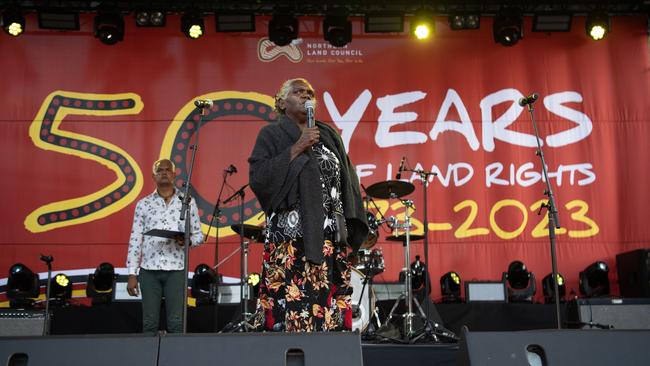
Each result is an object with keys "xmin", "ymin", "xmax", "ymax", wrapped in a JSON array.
[{"xmin": 220, "ymin": 311, "xmax": 256, "ymax": 333}]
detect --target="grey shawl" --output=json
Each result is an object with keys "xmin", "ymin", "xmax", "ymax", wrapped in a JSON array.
[{"xmin": 248, "ymin": 115, "xmax": 368, "ymax": 263}]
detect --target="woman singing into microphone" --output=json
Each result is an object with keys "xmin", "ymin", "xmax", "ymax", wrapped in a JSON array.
[{"xmin": 248, "ymin": 78, "xmax": 368, "ymax": 332}]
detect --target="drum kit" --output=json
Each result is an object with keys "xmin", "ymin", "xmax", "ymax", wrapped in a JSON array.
[
  {"xmin": 360, "ymin": 179, "xmax": 445, "ymax": 342},
  {"xmin": 229, "ymin": 177, "xmax": 456, "ymax": 342}
]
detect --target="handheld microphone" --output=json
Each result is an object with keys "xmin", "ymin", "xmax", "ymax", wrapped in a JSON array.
[
  {"xmin": 396, "ymin": 156, "xmax": 406, "ymax": 180},
  {"xmin": 518, "ymin": 93, "xmax": 539, "ymax": 107},
  {"xmin": 194, "ymin": 99, "xmax": 213, "ymax": 108},
  {"xmin": 305, "ymin": 100, "xmax": 315, "ymax": 128},
  {"xmin": 225, "ymin": 164, "xmax": 237, "ymax": 175}
]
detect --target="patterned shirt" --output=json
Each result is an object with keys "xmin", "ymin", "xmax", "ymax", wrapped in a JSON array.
[
  {"xmin": 126, "ymin": 189, "xmax": 204, "ymax": 275},
  {"xmin": 266, "ymin": 142, "xmax": 343, "ymax": 243}
]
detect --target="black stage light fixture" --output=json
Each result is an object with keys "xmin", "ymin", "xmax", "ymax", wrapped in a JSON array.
[
  {"xmin": 493, "ymin": 8, "xmax": 523, "ymax": 46},
  {"xmin": 38, "ymin": 10, "xmax": 80, "ymax": 30},
  {"xmin": 7, "ymin": 263, "xmax": 40, "ymax": 308},
  {"xmin": 324, "ymin": 7, "xmax": 352, "ymax": 47},
  {"xmin": 2, "ymin": 6, "xmax": 25, "ymax": 36},
  {"xmin": 399, "ymin": 255, "xmax": 431, "ymax": 297},
  {"xmin": 579, "ymin": 261, "xmax": 610, "ymax": 297},
  {"xmin": 533, "ymin": 13, "xmax": 572, "ymax": 32},
  {"xmin": 410, "ymin": 8, "xmax": 435, "ymax": 40},
  {"xmin": 410, "ymin": 255, "xmax": 429, "ymax": 293},
  {"xmin": 440, "ymin": 271, "xmax": 462, "ymax": 303},
  {"xmin": 181, "ymin": 10, "xmax": 204, "ymax": 39},
  {"xmin": 191, "ymin": 264, "xmax": 219, "ymax": 305},
  {"xmin": 449, "ymin": 13, "xmax": 480, "ymax": 30},
  {"xmin": 86, "ymin": 262, "xmax": 117, "ymax": 305},
  {"xmin": 586, "ymin": 11, "xmax": 610, "ymax": 41},
  {"xmin": 135, "ymin": 10, "xmax": 166, "ymax": 27},
  {"xmin": 465, "ymin": 14, "xmax": 480, "ymax": 29},
  {"xmin": 502, "ymin": 260, "xmax": 536, "ymax": 302},
  {"xmin": 216, "ymin": 13, "xmax": 255, "ymax": 32},
  {"xmin": 94, "ymin": 11, "xmax": 124, "ymax": 45},
  {"xmin": 268, "ymin": 9, "xmax": 298, "ymax": 46},
  {"xmin": 364, "ymin": 12, "xmax": 403, "ymax": 33},
  {"xmin": 542, "ymin": 272, "xmax": 566, "ymax": 304},
  {"xmin": 50, "ymin": 273, "xmax": 73, "ymax": 305}
]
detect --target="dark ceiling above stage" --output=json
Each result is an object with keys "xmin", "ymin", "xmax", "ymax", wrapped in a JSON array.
[{"xmin": 1, "ymin": 1, "xmax": 649, "ymax": 15}]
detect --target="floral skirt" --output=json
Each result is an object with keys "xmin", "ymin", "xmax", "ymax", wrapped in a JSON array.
[{"xmin": 251, "ymin": 238, "xmax": 353, "ymax": 332}]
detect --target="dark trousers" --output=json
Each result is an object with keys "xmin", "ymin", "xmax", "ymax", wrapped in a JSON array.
[{"xmin": 139, "ymin": 269, "xmax": 185, "ymax": 333}]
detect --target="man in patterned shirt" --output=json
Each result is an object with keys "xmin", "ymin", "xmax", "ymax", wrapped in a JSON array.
[{"xmin": 126, "ymin": 158, "xmax": 204, "ymax": 333}]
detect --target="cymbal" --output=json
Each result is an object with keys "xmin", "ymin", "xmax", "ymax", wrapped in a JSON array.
[
  {"xmin": 386, "ymin": 234, "xmax": 424, "ymax": 242},
  {"xmin": 231, "ymin": 224, "xmax": 265, "ymax": 242},
  {"xmin": 365, "ymin": 180, "xmax": 415, "ymax": 199}
]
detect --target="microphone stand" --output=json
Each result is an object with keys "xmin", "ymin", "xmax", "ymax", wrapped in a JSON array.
[
  {"xmin": 524, "ymin": 97, "xmax": 562, "ymax": 329},
  {"xmin": 40, "ymin": 254, "xmax": 53, "ymax": 336},
  {"xmin": 360, "ymin": 184, "xmax": 391, "ymax": 227},
  {"xmin": 223, "ymin": 184, "xmax": 252, "ymax": 332},
  {"xmin": 179, "ymin": 105, "xmax": 208, "ymax": 333},
  {"xmin": 205, "ymin": 169, "xmax": 232, "ymax": 332}
]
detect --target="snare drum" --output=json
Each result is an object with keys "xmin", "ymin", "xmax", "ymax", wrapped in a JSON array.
[
  {"xmin": 355, "ymin": 248, "xmax": 385, "ymax": 276},
  {"xmin": 350, "ymin": 268, "xmax": 375, "ymax": 332}
]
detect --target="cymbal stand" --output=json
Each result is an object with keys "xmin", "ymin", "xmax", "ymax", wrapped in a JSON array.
[
  {"xmin": 221, "ymin": 184, "xmax": 255, "ymax": 332},
  {"xmin": 384, "ymin": 199, "xmax": 423, "ymax": 340}
]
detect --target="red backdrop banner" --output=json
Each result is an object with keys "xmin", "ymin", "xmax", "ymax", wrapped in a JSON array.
[{"xmin": 1, "ymin": 14, "xmax": 649, "ymax": 302}]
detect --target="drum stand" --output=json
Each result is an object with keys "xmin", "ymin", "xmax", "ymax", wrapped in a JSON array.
[
  {"xmin": 383, "ymin": 200, "xmax": 422, "ymax": 340},
  {"xmin": 383, "ymin": 200, "xmax": 456, "ymax": 343}
]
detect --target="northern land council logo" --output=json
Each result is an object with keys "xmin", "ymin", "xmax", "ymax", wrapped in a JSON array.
[{"xmin": 257, "ymin": 38, "xmax": 365, "ymax": 64}]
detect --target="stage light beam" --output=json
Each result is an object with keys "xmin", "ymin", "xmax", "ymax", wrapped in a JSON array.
[
  {"xmin": 586, "ymin": 12, "xmax": 610, "ymax": 41},
  {"xmin": 181, "ymin": 11, "xmax": 204, "ymax": 39},
  {"xmin": 2, "ymin": 7, "xmax": 25, "ymax": 36},
  {"xmin": 411, "ymin": 9, "xmax": 434, "ymax": 40}
]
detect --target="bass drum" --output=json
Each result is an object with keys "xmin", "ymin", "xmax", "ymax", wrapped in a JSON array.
[{"xmin": 350, "ymin": 268, "xmax": 375, "ymax": 332}]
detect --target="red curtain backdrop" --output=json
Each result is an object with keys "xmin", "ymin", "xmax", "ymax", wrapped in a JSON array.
[{"xmin": 1, "ymin": 14, "xmax": 649, "ymax": 301}]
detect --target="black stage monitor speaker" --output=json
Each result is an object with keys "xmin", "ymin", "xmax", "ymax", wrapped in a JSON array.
[
  {"xmin": 617, "ymin": 248, "xmax": 650, "ymax": 298},
  {"xmin": 0, "ymin": 334, "xmax": 159, "ymax": 366},
  {"xmin": 158, "ymin": 332, "xmax": 363, "ymax": 366},
  {"xmin": 0, "ymin": 310, "xmax": 45, "ymax": 336},
  {"xmin": 458, "ymin": 328, "xmax": 650, "ymax": 366},
  {"xmin": 566, "ymin": 298, "xmax": 650, "ymax": 329}
]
